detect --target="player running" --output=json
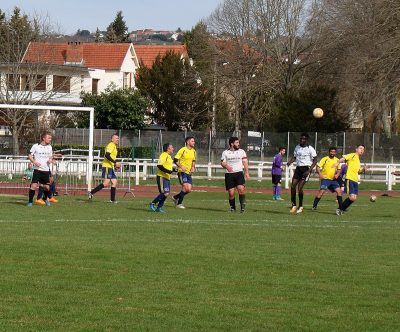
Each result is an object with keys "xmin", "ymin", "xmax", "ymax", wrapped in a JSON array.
[
  {"xmin": 150, "ymin": 143, "xmax": 175, "ymax": 213},
  {"xmin": 312, "ymin": 147, "xmax": 343, "ymax": 213}
]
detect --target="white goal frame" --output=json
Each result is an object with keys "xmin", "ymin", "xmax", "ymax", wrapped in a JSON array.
[{"xmin": 0, "ymin": 104, "xmax": 95, "ymax": 191}]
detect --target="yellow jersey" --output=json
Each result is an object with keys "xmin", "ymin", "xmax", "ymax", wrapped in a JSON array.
[
  {"xmin": 175, "ymin": 146, "xmax": 196, "ymax": 174},
  {"xmin": 102, "ymin": 142, "xmax": 118, "ymax": 168},
  {"xmin": 157, "ymin": 152, "xmax": 173, "ymax": 180},
  {"xmin": 343, "ymin": 153, "xmax": 361, "ymax": 182},
  {"xmin": 318, "ymin": 156, "xmax": 340, "ymax": 180}
]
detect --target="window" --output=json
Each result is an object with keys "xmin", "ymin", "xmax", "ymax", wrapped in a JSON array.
[
  {"xmin": 92, "ymin": 79, "xmax": 99, "ymax": 95},
  {"xmin": 53, "ymin": 75, "xmax": 70, "ymax": 93},
  {"xmin": 123, "ymin": 72, "xmax": 130, "ymax": 89},
  {"xmin": 6, "ymin": 74, "xmax": 20, "ymax": 90}
]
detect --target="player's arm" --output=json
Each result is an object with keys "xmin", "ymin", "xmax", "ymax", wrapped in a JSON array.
[
  {"xmin": 221, "ymin": 160, "xmax": 233, "ymax": 172},
  {"xmin": 286, "ymin": 155, "xmax": 295, "ymax": 167},
  {"xmin": 304, "ymin": 156, "xmax": 318, "ymax": 177},
  {"xmin": 359, "ymin": 164, "xmax": 368, "ymax": 174},
  {"xmin": 173, "ymin": 149, "xmax": 186, "ymax": 172},
  {"xmin": 315, "ymin": 163, "xmax": 323, "ymax": 179},
  {"xmin": 332, "ymin": 157, "xmax": 345, "ymax": 169},
  {"xmin": 243, "ymin": 157, "xmax": 250, "ymax": 180},
  {"xmin": 28, "ymin": 153, "xmax": 40, "ymax": 167}
]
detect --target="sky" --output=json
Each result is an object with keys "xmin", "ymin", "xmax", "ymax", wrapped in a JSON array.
[{"xmin": 1, "ymin": 0, "xmax": 221, "ymax": 34}]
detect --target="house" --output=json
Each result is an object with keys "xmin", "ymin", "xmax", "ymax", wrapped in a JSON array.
[
  {"xmin": 133, "ymin": 44, "xmax": 187, "ymax": 68},
  {"xmin": 0, "ymin": 42, "xmax": 188, "ymax": 106},
  {"xmin": 0, "ymin": 42, "xmax": 140, "ymax": 105}
]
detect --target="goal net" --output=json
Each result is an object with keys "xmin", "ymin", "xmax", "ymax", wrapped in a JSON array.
[{"xmin": 0, "ymin": 104, "xmax": 94, "ymax": 195}]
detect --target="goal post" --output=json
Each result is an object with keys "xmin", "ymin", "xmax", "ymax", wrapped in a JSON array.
[{"xmin": 0, "ymin": 103, "xmax": 95, "ymax": 192}]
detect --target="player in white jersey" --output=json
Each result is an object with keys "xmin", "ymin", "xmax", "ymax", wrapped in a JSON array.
[
  {"xmin": 27, "ymin": 131, "xmax": 55, "ymax": 207},
  {"xmin": 221, "ymin": 137, "xmax": 250, "ymax": 212},
  {"xmin": 286, "ymin": 133, "xmax": 318, "ymax": 214}
]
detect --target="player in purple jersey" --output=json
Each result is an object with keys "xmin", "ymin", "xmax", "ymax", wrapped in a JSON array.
[{"xmin": 271, "ymin": 147, "xmax": 286, "ymax": 200}]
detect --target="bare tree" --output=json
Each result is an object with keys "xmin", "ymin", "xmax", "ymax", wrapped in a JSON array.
[
  {"xmin": 0, "ymin": 7, "xmax": 77, "ymax": 153},
  {"xmin": 309, "ymin": 0, "xmax": 400, "ymax": 135},
  {"xmin": 207, "ymin": 0, "xmax": 316, "ymax": 134}
]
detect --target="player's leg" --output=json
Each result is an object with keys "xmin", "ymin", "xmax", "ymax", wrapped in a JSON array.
[
  {"xmin": 151, "ymin": 176, "xmax": 164, "ymax": 211},
  {"xmin": 48, "ymin": 175, "xmax": 58, "ymax": 203},
  {"xmin": 156, "ymin": 179, "xmax": 170, "ymax": 212},
  {"xmin": 313, "ymin": 179, "xmax": 327, "ymax": 210},
  {"xmin": 110, "ymin": 178, "xmax": 117, "ymax": 203},
  {"xmin": 341, "ymin": 180, "xmax": 358, "ymax": 212},
  {"xmin": 272, "ymin": 175, "xmax": 277, "ymax": 200},
  {"xmin": 236, "ymin": 172, "xmax": 246, "ymax": 212},
  {"xmin": 175, "ymin": 173, "xmax": 192, "ymax": 208},
  {"xmin": 27, "ymin": 170, "xmax": 40, "ymax": 206},
  {"xmin": 290, "ymin": 177, "xmax": 299, "ymax": 213},
  {"xmin": 275, "ymin": 175, "xmax": 283, "ymax": 200},
  {"xmin": 89, "ymin": 168, "xmax": 109, "ymax": 198}
]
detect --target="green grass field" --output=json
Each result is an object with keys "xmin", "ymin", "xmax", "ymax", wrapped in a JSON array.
[{"xmin": 0, "ymin": 192, "xmax": 399, "ymax": 331}]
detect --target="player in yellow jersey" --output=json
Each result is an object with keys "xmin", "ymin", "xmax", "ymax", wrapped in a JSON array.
[
  {"xmin": 333, "ymin": 144, "xmax": 367, "ymax": 215},
  {"xmin": 172, "ymin": 136, "xmax": 196, "ymax": 209},
  {"xmin": 88, "ymin": 134, "xmax": 120, "ymax": 203},
  {"xmin": 150, "ymin": 143, "xmax": 175, "ymax": 213},
  {"xmin": 312, "ymin": 147, "xmax": 343, "ymax": 213}
]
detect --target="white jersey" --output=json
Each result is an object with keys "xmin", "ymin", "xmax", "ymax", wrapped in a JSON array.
[
  {"xmin": 30, "ymin": 143, "xmax": 53, "ymax": 172},
  {"xmin": 293, "ymin": 144, "xmax": 317, "ymax": 167},
  {"xmin": 221, "ymin": 148, "xmax": 247, "ymax": 173}
]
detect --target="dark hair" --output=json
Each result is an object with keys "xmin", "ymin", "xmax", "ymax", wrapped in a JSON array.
[
  {"xmin": 185, "ymin": 136, "xmax": 194, "ymax": 144},
  {"xmin": 228, "ymin": 136, "xmax": 239, "ymax": 146},
  {"xmin": 279, "ymin": 147, "xmax": 286, "ymax": 152},
  {"xmin": 163, "ymin": 143, "xmax": 171, "ymax": 152},
  {"xmin": 329, "ymin": 146, "xmax": 337, "ymax": 152},
  {"xmin": 40, "ymin": 131, "xmax": 52, "ymax": 141},
  {"xmin": 300, "ymin": 133, "xmax": 309, "ymax": 139},
  {"xmin": 357, "ymin": 144, "xmax": 365, "ymax": 148}
]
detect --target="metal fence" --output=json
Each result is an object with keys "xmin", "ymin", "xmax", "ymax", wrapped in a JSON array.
[
  {"xmin": 0, "ymin": 158, "xmax": 399, "ymax": 196},
  {"xmin": 1, "ymin": 129, "xmax": 400, "ymax": 164}
]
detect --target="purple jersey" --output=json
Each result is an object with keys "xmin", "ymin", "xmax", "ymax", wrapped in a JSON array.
[
  {"xmin": 340, "ymin": 163, "xmax": 348, "ymax": 177},
  {"xmin": 272, "ymin": 153, "xmax": 283, "ymax": 175}
]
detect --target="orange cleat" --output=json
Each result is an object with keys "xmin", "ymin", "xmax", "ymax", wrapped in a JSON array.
[
  {"xmin": 34, "ymin": 199, "xmax": 46, "ymax": 206},
  {"xmin": 48, "ymin": 197, "xmax": 58, "ymax": 203}
]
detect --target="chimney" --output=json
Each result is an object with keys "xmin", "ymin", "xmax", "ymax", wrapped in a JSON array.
[{"xmin": 65, "ymin": 42, "xmax": 83, "ymax": 65}]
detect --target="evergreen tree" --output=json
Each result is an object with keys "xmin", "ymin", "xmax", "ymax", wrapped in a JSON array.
[{"xmin": 105, "ymin": 11, "xmax": 128, "ymax": 43}]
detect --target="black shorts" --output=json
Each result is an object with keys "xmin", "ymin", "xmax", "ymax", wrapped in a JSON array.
[
  {"xmin": 336, "ymin": 176, "xmax": 344, "ymax": 187},
  {"xmin": 225, "ymin": 172, "xmax": 245, "ymax": 190},
  {"xmin": 31, "ymin": 169, "xmax": 50, "ymax": 185},
  {"xmin": 293, "ymin": 166, "xmax": 311, "ymax": 181},
  {"xmin": 272, "ymin": 174, "xmax": 282, "ymax": 185}
]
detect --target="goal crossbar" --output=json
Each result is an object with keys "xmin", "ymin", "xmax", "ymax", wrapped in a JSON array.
[{"xmin": 0, "ymin": 103, "xmax": 95, "ymax": 191}]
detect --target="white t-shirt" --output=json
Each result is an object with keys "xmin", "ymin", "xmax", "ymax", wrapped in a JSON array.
[
  {"xmin": 30, "ymin": 143, "xmax": 53, "ymax": 172},
  {"xmin": 221, "ymin": 148, "xmax": 247, "ymax": 173},
  {"xmin": 293, "ymin": 144, "xmax": 317, "ymax": 167}
]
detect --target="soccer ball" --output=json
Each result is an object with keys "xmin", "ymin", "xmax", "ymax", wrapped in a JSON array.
[
  {"xmin": 370, "ymin": 195, "xmax": 377, "ymax": 202},
  {"xmin": 313, "ymin": 107, "xmax": 324, "ymax": 118}
]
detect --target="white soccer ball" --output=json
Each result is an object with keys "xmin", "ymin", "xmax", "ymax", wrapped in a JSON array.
[
  {"xmin": 313, "ymin": 107, "xmax": 324, "ymax": 118},
  {"xmin": 370, "ymin": 195, "xmax": 377, "ymax": 202}
]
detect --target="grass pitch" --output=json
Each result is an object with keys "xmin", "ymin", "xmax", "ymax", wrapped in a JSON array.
[{"xmin": 0, "ymin": 192, "xmax": 399, "ymax": 331}]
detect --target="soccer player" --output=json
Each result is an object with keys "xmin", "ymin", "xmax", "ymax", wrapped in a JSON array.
[
  {"xmin": 150, "ymin": 143, "xmax": 174, "ymax": 213},
  {"xmin": 271, "ymin": 147, "xmax": 286, "ymax": 200},
  {"xmin": 312, "ymin": 147, "xmax": 343, "ymax": 213},
  {"xmin": 333, "ymin": 144, "xmax": 367, "ymax": 214},
  {"xmin": 172, "ymin": 136, "xmax": 196, "ymax": 209},
  {"xmin": 37, "ymin": 153, "xmax": 62, "ymax": 203},
  {"xmin": 27, "ymin": 131, "xmax": 55, "ymax": 207},
  {"xmin": 88, "ymin": 134, "xmax": 120, "ymax": 203},
  {"xmin": 221, "ymin": 137, "xmax": 250, "ymax": 212},
  {"xmin": 286, "ymin": 133, "xmax": 318, "ymax": 214}
]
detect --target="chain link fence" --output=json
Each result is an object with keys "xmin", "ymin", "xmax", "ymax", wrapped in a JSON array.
[{"xmin": 1, "ymin": 128, "xmax": 399, "ymax": 164}]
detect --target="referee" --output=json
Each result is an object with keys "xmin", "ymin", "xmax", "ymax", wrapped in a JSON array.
[{"xmin": 221, "ymin": 137, "xmax": 250, "ymax": 212}]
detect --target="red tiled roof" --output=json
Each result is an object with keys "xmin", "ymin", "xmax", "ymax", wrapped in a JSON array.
[
  {"xmin": 22, "ymin": 42, "xmax": 132, "ymax": 70},
  {"xmin": 134, "ymin": 45, "xmax": 187, "ymax": 68}
]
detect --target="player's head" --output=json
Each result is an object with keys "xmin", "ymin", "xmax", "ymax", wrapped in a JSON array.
[
  {"xmin": 40, "ymin": 131, "xmax": 52, "ymax": 145},
  {"xmin": 163, "ymin": 143, "xmax": 174, "ymax": 154},
  {"xmin": 355, "ymin": 144, "xmax": 365, "ymax": 156},
  {"xmin": 300, "ymin": 133, "xmax": 309, "ymax": 146},
  {"xmin": 328, "ymin": 147, "xmax": 337, "ymax": 158},
  {"xmin": 228, "ymin": 137, "xmax": 240, "ymax": 150},
  {"xmin": 111, "ymin": 134, "xmax": 119, "ymax": 144},
  {"xmin": 185, "ymin": 136, "xmax": 195, "ymax": 148},
  {"xmin": 279, "ymin": 147, "xmax": 286, "ymax": 155}
]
